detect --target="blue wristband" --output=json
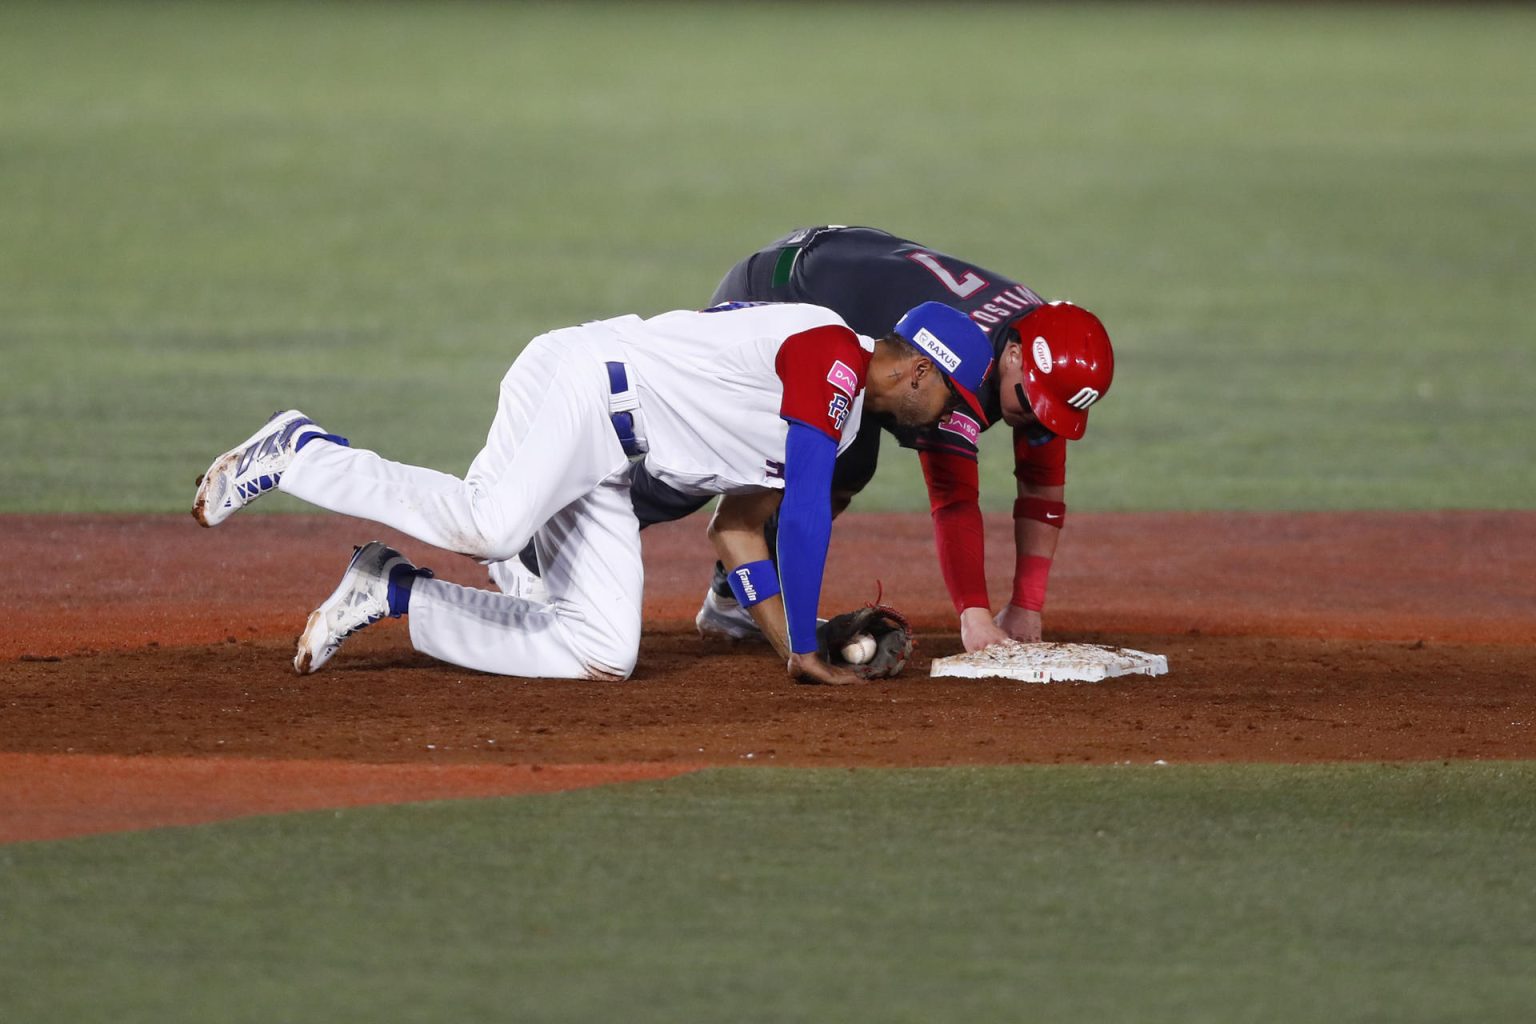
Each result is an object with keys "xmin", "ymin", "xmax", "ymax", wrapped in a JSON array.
[{"xmin": 727, "ymin": 560, "xmax": 781, "ymax": 608}]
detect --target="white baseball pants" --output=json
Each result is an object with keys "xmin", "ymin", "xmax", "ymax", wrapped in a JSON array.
[{"xmin": 280, "ymin": 326, "xmax": 644, "ymax": 679}]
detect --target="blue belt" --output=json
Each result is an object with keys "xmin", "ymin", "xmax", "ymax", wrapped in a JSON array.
[{"xmin": 606, "ymin": 361, "xmax": 644, "ymax": 458}]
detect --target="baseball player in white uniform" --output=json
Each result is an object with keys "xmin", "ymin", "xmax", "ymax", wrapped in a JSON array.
[{"xmin": 192, "ymin": 300, "xmax": 994, "ymax": 685}]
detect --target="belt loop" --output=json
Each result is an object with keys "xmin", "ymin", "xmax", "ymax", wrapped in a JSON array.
[
  {"xmin": 606, "ymin": 360, "xmax": 627, "ymax": 398},
  {"xmin": 605, "ymin": 360, "xmax": 644, "ymax": 457},
  {"xmin": 606, "ymin": 361, "xmax": 639, "ymax": 414}
]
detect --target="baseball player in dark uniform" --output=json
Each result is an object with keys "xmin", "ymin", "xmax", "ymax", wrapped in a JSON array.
[{"xmin": 511, "ymin": 226, "xmax": 1115, "ymax": 653}]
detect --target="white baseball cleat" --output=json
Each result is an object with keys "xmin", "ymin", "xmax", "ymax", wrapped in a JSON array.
[
  {"xmin": 694, "ymin": 587, "xmax": 765, "ymax": 642},
  {"xmin": 486, "ymin": 557, "xmax": 550, "ymax": 604},
  {"xmin": 294, "ymin": 542, "xmax": 427, "ymax": 675},
  {"xmin": 192, "ymin": 409, "xmax": 325, "ymax": 527}
]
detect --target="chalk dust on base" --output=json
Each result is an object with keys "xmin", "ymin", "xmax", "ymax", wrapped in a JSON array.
[{"xmin": 930, "ymin": 640, "xmax": 1168, "ymax": 683}]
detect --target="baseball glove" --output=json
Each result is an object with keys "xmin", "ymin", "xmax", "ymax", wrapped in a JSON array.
[{"xmin": 818, "ymin": 602, "xmax": 915, "ymax": 679}]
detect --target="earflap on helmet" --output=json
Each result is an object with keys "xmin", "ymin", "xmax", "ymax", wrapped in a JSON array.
[{"xmin": 1014, "ymin": 302, "xmax": 1114, "ymax": 440}]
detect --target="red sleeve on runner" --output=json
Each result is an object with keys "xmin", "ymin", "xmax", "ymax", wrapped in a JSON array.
[
  {"xmin": 1012, "ymin": 555, "xmax": 1053, "ymax": 612},
  {"xmin": 775, "ymin": 325, "xmax": 870, "ymax": 442},
  {"xmin": 920, "ymin": 448, "xmax": 991, "ymax": 613},
  {"xmin": 1013, "ymin": 429, "xmax": 1067, "ymax": 487}
]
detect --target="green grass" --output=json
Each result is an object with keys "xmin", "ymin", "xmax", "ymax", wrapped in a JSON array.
[
  {"xmin": 4, "ymin": 763, "xmax": 1535, "ymax": 1023},
  {"xmin": 0, "ymin": 1, "xmax": 1531, "ymax": 512},
  {"xmin": 5, "ymin": 10, "xmax": 1531, "ymax": 1019}
]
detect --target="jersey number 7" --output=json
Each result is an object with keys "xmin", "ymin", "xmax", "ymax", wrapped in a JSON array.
[{"xmin": 907, "ymin": 251, "xmax": 987, "ymax": 299}]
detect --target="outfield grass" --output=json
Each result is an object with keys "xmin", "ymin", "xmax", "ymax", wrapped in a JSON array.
[
  {"xmin": 2, "ymin": 2, "xmax": 1532, "ymax": 513},
  {"xmin": 4, "ymin": 8, "xmax": 1531, "ymax": 1019},
  {"xmin": 3, "ymin": 763, "xmax": 1534, "ymax": 1023}
]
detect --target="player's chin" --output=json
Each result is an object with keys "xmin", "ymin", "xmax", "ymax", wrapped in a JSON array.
[
  {"xmin": 892, "ymin": 403, "xmax": 944, "ymax": 431},
  {"xmin": 893, "ymin": 411, "xmax": 938, "ymax": 431}
]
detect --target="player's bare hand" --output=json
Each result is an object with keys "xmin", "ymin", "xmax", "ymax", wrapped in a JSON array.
[
  {"xmin": 960, "ymin": 606, "xmax": 1012, "ymax": 652},
  {"xmin": 787, "ymin": 651, "xmax": 862, "ymax": 686},
  {"xmin": 995, "ymin": 604, "xmax": 1043, "ymax": 643}
]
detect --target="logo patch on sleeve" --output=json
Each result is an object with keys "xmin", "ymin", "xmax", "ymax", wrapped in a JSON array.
[
  {"xmin": 826, "ymin": 359, "xmax": 859, "ymax": 395},
  {"xmin": 827, "ymin": 393, "xmax": 852, "ymax": 431},
  {"xmin": 937, "ymin": 411, "xmax": 980, "ymax": 445}
]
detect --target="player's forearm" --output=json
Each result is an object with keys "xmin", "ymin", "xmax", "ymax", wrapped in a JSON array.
[
  {"xmin": 933, "ymin": 501, "xmax": 990, "ymax": 613},
  {"xmin": 919, "ymin": 449, "xmax": 990, "ymax": 614},
  {"xmin": 743, "ymin": 594, "xmax": 793, "ymax": 660},
  {"xmin": 1014, "ymin": 513, "xmax": 1063, "ymax": 560},
  {"xmin": 708, "ymin": 489, "xmax": 782, "ymax": 552},
  {"xmin": 1010, "ymin": 483, "xmax": 1065, "ymax": 611},
  {"xmin": 707, "ymin": 492, "xmax": 794, "ymax": 659}
]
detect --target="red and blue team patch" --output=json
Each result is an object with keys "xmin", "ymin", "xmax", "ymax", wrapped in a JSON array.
[
  {"xmin": 825, "ymin": 359, "xmax": 859, "ymax": 396},
  {"xmin": 827, "ymin": 393, "xmax": 852, "ymax": 431},
  {"xmin": 937, "ymin": 410, "xmax": 981, "ymax": 446},
  {"xmin": 776, "ymin": 325, "xmax": 869, "ymax": 442}
]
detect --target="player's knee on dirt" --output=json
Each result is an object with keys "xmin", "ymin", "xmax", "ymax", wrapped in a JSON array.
[
  {"xmin": 457, "ymin": 500, "xmax": 540, "ymax": 564},
  {"xmin": 460, "ymin": 535, "xmax": 523, "ymax": 564},
  {"xmin": 573, "ymin": 618, "xmax": 640, "ymax": 681}
]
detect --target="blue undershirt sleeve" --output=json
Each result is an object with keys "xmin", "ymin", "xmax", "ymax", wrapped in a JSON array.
[{"xmin": 776, "ymin": 420, "xmax": 838, "ymax": 654}]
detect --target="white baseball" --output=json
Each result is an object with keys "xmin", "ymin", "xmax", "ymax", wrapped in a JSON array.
[{"xmin": 840, "ymin": 634, "xmax": 877, "ymax": 665}]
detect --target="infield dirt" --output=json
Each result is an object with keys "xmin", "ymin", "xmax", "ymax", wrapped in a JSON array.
[{"xmin": 4, "ymin": 511, "xmax": 1533, "ymax": 842}]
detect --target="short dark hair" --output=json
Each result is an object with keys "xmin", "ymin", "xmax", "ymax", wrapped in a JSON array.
[
  {"xmin": 880, "ymin": 332, "xmax": 961, "ymax": 409},
  {"xmin": 878, "ymin": 331, "xmax": 923, "ymax": 361}
]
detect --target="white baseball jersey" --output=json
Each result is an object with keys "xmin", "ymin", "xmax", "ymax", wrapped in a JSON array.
[
  {"xmin": 278, "ymin": 302, "xmax": 872, "ymax": 682},
  {"xmin": 606, "ymin": 303, "xmax": 872, "ymax": 495}
]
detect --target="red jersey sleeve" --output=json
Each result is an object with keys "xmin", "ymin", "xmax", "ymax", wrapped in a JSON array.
[
  {"xmin": 775, "ymin": 325, "xmax": 871, "ymax": 442},
  {"xmin": 920, "ymin": 449, "xmax": 991, "ymax": 613},
  {"xmin": 1014, "ymin": 429, "xmax": 1067, "ymax": 487}
]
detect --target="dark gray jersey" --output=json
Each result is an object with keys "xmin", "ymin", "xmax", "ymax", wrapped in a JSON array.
[{"xmin": 713, "ymin": 226, "xmax": 1048, "ymax": 457}]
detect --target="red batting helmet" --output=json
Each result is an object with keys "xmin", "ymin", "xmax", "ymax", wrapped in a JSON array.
[{"xmin": 1014, "ymin": 301, "xmax": 1114, "ymax": 440}]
